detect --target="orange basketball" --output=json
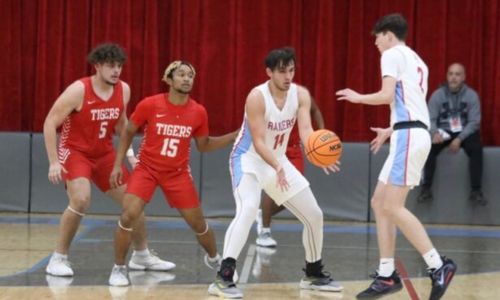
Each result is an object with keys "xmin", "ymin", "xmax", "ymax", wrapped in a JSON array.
[{"xmin": 305, "ymin": 129, "xmax": 342, "ymax": 167}]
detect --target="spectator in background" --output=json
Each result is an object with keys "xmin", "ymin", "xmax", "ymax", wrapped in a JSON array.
[{"xmin": 418, "ymin": 63, "xmax": 485, "ymax": 205}]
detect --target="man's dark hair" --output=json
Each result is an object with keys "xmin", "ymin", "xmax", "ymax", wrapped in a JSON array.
[
  {"xmin": 264, "ymin": 47, "xmax": 296, "ymax": 71},
  {"xmin": 372, "ymin": 13, "xmax": 408, "ymax": 41},
  {"xmin": 87, "ymin": 43, "xmax": 127, "ymax": 65}
]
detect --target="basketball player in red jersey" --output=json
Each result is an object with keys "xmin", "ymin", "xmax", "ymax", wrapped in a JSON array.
[
  {"xmin": 256, "ymin": 99, "xmax": 324, "ymax": 248},
  {"xmin": 108, "ymin": 60, "xmax": 238, "ymax": 286},
  {"xmin": 43, "ymin": 44, "xmax": 174, "ymax": 279}
]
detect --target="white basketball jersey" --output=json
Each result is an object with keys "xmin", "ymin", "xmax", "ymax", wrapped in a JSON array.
[
  {"xmin": 381, "ymin": 45, "xmax": 430, "ymax": 128},
  {"xmin": 230, "ymin": 81, "xmax": 299, "ymax": 188}
]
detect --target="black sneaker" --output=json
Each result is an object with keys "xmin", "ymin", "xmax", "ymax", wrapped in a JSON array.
[
  {"xmin": 356, "ymin": 270, "xmax": 403, "ymax": 299},
  {"xmin": 300, "ymin": 260, "xmax": 343, "ymax": 292},
  {"xmin": 469, "ymin": 190, "xmax": 487, "ymax": 206},
  {"xmin": 429, "ymin": 257, "xmax": 457, "ymax": 300},
  {"xmin": 418, "ymin": 187, "xmax": 433, "ymax": 203}
]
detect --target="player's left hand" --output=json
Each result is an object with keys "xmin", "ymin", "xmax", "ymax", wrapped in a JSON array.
[
  {"xmin": 370, "ymin": 127, "xmax": 392, "ymax": 154},
  {"xmin": 336, "ymin": 88, "xmax": 362, "ymax": 103},
  {"xmin": 275, "ymin": 164, "xmax": 290, "ymax": 192},
  {"xmin": 322, "ymin": 160, "xmax": 341, "ymax": 175},
  {"xmin": 448, "ymin": 138, "xmax": 461, "ymax": 153},
  {"xmin": 127, "ymin": 155, "xmax": 139, "ymax": 169}
]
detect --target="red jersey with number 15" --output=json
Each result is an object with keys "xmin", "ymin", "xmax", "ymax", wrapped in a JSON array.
[
  {"xmin": 59, "ymin": 77, "xmax": 124, "ymax": 160},
  {"xmin": 130, "ymin": 93, "xmax": 209, "ymax": 172}
]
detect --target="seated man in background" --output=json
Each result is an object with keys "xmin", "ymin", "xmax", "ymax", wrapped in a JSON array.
[{"xmin": 418, "ymin": 63, "xmax": 485, "ymax": 205}]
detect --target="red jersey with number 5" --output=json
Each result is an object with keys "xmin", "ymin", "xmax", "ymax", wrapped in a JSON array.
[
  {"xmin": 130, "ymin": 93, "xmax": 209, "ymax": 172},
  {"xmin": 58, "ymin": 77, "xmax": 124, "ymax": 160}
]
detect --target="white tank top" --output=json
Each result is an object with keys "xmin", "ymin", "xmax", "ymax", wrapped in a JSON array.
[{"xmin": 232, "ymin": 81, "xmax": 299, "ymax": 160}]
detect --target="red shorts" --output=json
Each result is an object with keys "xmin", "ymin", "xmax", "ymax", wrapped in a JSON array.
[
  {"xmin": 286, "ymin": 144, "xmax": 305, "ymax": 174},
  {"xmin": 61, "ymin": 149, "xmax": 130, "ymax": 192},
  {"xmin": 126, "ymin": 163, "xmax": 200, "ymax": 209}
]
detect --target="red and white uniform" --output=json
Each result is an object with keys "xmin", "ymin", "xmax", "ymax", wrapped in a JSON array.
[
  {"xmin": 58, "ymin": 77, "xmax": 129, "ymax": 191},
  {"xmin": 127, "ymin": 93, "xmax": 208, "ymax": 208}
]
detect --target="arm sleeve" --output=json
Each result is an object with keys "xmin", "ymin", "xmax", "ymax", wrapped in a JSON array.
[
  {"xmin": 458, "ymin": 90, "xmax": 481, "ymax": 141},
  {"xmin": 192, "ymin": 105, "xmax": 209, "ymax": 137}
]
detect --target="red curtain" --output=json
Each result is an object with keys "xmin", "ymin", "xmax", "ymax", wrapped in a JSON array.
[{"xmin": 2, "ymin": 0, "xmax": 499, "ymax": 144}]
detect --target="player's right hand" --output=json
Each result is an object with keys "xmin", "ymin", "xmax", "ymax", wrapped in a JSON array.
[
  {"xmin": 322, "ymin": 160, "xmax": 341, "ymax": 175},
  {"xmin": 48, "ymin": 162, "xmax": 67, "ymax": 185},
  {"xmin": 275, "ymin": 164, "xmax": 290, "ymax": 192},
  {"xmin": 109, "ymin": 165, "xmax": 123, "ymax": 189}
]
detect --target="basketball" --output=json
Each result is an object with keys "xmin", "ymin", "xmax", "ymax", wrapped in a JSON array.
[{"xmin": 305, "ymin": 129, "xmax": 342, "ymax": 167}]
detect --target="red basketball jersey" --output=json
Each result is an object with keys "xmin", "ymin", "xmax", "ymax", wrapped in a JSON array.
[
  {"xmin": 287, "ymin": 125, "xmax": 301, "ymax": 148},
  {"xmin": 59, "ymin": 77, "xmax": 124, "ymax": 160},
  {"xmin": 130, "ymin": 93, "xmax": 209, "ymax": 172}
]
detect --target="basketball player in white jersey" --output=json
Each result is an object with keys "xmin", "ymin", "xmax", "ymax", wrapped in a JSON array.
[
  {"xmin": 336, "ymin": 14, "xmax": 456, "ymax": 300},
  {"xmin": 208, "ymin": 47, "xmax": 342, "ymax": 298}
]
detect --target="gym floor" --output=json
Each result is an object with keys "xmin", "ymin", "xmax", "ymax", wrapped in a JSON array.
[{"xmin": 0, "ymin": 213, "xmax": 499, "ymax": 299}]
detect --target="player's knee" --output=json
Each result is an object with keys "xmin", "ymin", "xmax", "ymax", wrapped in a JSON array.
[
  {"xmin": 310, "ymin": 208, "xmax": 323, "ymax": 227},
  {"xmin": 192, "ymin": 220, "xmax": 209, "ymax": 234},
  {"xmin": 69, "ymin": 195, "xmax": 90, "ymax": 213}
]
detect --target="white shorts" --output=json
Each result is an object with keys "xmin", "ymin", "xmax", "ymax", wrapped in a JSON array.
[
  {"xmin": 379, "ymin": 127, "xmax": 431, "ymax": 187},
  {"xmin": 230, "ymin": 154, "xmax": 309, "ymax": 205}
]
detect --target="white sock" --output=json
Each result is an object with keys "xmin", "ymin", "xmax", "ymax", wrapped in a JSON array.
[
  {"xmin": 208, "ymin": 253, "xmax": 221, "ymax": 262},
  {"xmin": 378, "ymin": 258, "xmax": 395, "ymax": 277},
  {"xmin": 262, "ymin": 227, "xmax": 271, "ymax": 233},
  {"xmin": 133, "ymin": 248, "xmax": 150, "ymax": 256},
  {"xmin": 423, "ymin": 248, "xmax": 443, "ymax": 270},
  {"xmin": 53, "ymin": 252, "xmax": 68, "ymax": 259}
]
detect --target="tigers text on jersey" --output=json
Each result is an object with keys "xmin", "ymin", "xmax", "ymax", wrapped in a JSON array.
[
  {"xmin": 58, "ymin": 77, "xmax": 124, "ymax": 160},
  {"xmin": 130, "ymin": 93, "xmax": 208, "ymax": 172},
  {"xmin": 381, "ymin": 45, "xmax": 430, "ymax": 128}
]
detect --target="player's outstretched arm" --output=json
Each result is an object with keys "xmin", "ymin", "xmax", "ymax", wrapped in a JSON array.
[
  {"xmin": 336, "ymin": 76, "xmax": 396, "ymax": 106},
  {"xmin": 194, "ymin": 129, "xmax": 239, "ymax": 152}
]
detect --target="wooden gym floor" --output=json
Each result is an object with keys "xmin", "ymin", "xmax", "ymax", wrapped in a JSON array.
[{"xmin": 0, "ymin": 213, "xmax": 499, "ymax": 300}]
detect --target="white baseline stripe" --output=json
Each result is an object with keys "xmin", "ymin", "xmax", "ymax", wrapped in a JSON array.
[{"xmin": 238, "ymin": 244, "xmax": 256, "ymax": 283}]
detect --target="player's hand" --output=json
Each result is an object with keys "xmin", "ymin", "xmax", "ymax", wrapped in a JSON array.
[
  {"xmin": 275, "ymin": 164, "xmax": 290, "ymax": 192},
  {"xmin": 370, "ymin": 127, "xmax": 392, "ymax": 154},
  {"xmin": 448, "ymin": 138, "xmax": 461, "ymax": 153},
  {"xmin": 109, "ymin": 165, "xmax": 124, "ymax": 189},
  {"xmin": 48, "ymin": 162, "xmax": 67, "ymax": 184},
  {"xmin": 432, "ymin": 132, "xmax": 444, "ymax": 144},
  {"xmin": 336, "ymin": 88, "xmax": 363, "ymax": 103},
  {"xmin": 127, "ymin": 155, "xmax": 139, "ymax": 169},
  {"xmin": 322, "ymin": 160, "xmax": 341, "ymax": 175}
]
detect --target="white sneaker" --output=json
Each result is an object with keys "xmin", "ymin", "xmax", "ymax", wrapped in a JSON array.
[
  {"xmin": 129, "ymin": 270, "xmax": 176, "ymax": 286},
  {"xmin": 109, "ymin": 265, "xmax": 130, "ymax": 286},
  {"xmin": 256, "ymin": 231, "xmax": 277, "ymax": 247},
  {"xmin": 255, "ymin": 209, "xmax": 263, "ymax": 235},
  {"xmin": 46, "ymin": 254, "xmax": 74, "ymax": 277},
  {"xmin": 128, "ymin": 250, "xmax": 176, "ymax": 271},
  {"xmin": 204, "ymin": 254, "xmax": 239, "ymax": 283}
]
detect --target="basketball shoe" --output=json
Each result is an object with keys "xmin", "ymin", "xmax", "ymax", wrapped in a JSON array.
[
  {"xmin": 204, "ymin": 253, "xmax": 239, "ymax": 282},
  {"xmin": 208, "ymin": 258, "xmax": 243, "ymax": 298},
  {"xmin": 429, "ymin": 256, "xmax": 457, "ymax": 300},
  {"xmin": 128, "ymin": 249, "xmax": 176, "ymax": 271},
  {"xmin": 46, "ymin": 252, "xmax": 73, "ymax": 277},
  {"xmin": 299, "ymin": 260, "xmax": 343, "ymax": 292},
  {"xmin": 356, "ymin": 270, "xmax": 403, "ymax": 299},
  {"xmin": 109, "ymin": 265, "xmax": 129, "ymax": 286}
]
